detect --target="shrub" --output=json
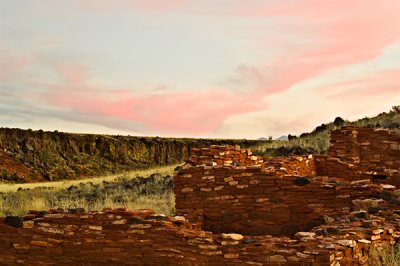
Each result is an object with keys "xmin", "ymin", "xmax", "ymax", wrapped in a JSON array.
[
  {"xmin": 392, "ymin": 106, "xmax": 400, "ymax": 114},
  {"xmin": 333, "ymin": 117, "xmax": 345, "ymax": 127},
  {"xmin": 368, "ymin": 243, "xmax": 400, "ymax": 266},
  {"xmin": 314, "ymin": 123, "xmax": 327, "ymax": 133},
  {"xmin": 255, "ymin": 146, "xmax": 316, "ymax": 157}
]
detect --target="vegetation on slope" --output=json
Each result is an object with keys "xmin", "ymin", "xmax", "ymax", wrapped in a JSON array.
[
  {"xmin": 255, "ymin": 105, "xmax": 400, "ymax": 156},
  {"xmin": 0, "ymin": 128, "xmax": 267, "ymax": 183}
]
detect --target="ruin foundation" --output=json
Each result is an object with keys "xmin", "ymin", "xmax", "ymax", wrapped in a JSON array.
[{"xmin": 2, "ymin": 126, "xmax": 400, "ymax": 265}]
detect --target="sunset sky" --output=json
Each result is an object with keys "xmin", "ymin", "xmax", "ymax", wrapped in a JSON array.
[{"xmin": 1, "ymin": 0, "xmax": 400, "ymax": 139}]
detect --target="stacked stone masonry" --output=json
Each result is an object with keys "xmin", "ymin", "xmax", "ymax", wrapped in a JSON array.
[
  {"xmin": 261, "ymin": 155, "xmax": 316, "ymax": 176},
  {"xmin": 175, "ymin": 166, "xmax": 386, "ymax": 235},
  {"xmin": 328, "ymin": 127, "xmax": 400, "ymax": 169},
  {"xmin": 2, "ymin": 207, "xmax": 400, "ymax": 265},
  {"xmin": 176, "ymin": 127, "xmax": 400, "ymax": 234},
  {"xmin": 2, "ymin": 126, "xmax": 400, "ymax": 265},
  {"xmin": 316, "ymin": 127, "xmax": 400, "ymax": 184},
  {"xmin": 187, "ymin": 145, "xmax": 264, "ymax": 167}
]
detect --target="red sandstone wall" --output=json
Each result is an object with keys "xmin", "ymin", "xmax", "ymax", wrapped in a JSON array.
[
  {"xmin": 357, "ymin": 128, "xmax": 400, "ymax": 170},
  {"xmin": 189, "ymin": 145, "xmax": 316, "ymax": 175},
  {"xmin": 2, "ymin": 207, "xmax": 400, "ymax": 265},
  {"xmin": 262, "ymin": 155, "xmax": 316, "ymax": 176},
  {"xmin": 318, "ymin": 127, "xmax": 400, "ymax": 184},
  {"xmin": 0, "ymin": 208, "xmax": 333, "ymax": 265},
  {"xmin": 314, "ymin": 156, "xmax": 369, "ymax": 181},
  {"xmin": 174, "ymin": 165, "xmax": 384, "ymax": 236},
  {"xmin": 328, "ymin": 127, "xmax": 361, "ymax": 164},
  {"xmin": 187, "ymin": 145, "xmax": 264, "ymax": 167},
  {"xmin": 328, "ymin": 127, "xmax": 400, "ymax": 171}
]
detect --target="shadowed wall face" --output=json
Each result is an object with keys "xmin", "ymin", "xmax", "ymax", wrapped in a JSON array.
[
  {"xmin": 317, "ymin": 127, "xmax": 400, "ymax": 183},
  {"xmin": 174, "ymin": 164, "xmax": 379, "ymax": 236},
  {"xmin": 328, "ymin": 127, "xmax": 400, "ymax": 169},
  {"xmin": 175, "ymin": 129, "xmax": 400, "ymax": 236}
]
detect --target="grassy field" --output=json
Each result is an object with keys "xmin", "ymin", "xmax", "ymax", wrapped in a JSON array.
[
  {"xmin": 0, "ymin": 165, "xmax": 177, "ymax": 217},
  {"xmin": 0, "ymin": 164, "xmax": 177, "ymax": 192}
]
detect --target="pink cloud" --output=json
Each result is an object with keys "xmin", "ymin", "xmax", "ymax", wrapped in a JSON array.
[
  {"xmin": 5, "ymin": 1, "xmax": 400, "ymax": 137},
  {"xmin": 319, "ymin": 69, "xmax": 400, "ymax": 100},
  {"xmin": 0, "ymin": 46, "xmax": 31, "ymax": 81},
  {"xmin": 243, "ymin": 0, "xmax": 400, "ymax": 95},
  {"xmin": 41, "ymin": 1, "xmax": 400, "ymax": 136},
  {"xmin": 41, "ymin": 62, "xmax": 260, "ymax": 135}
]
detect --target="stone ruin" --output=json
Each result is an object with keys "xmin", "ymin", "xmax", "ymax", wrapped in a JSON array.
[
  {"xmin": 2, "ymin": 126, "xmax": 400, "ymax": 265},
  {"xmin": 316, "ymin": 127, "xmax": 400, "ymax": 185}
]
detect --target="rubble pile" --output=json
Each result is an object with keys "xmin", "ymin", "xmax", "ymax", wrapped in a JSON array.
[{"xmin": 307, "ymin": 207, "xmax": 400, "ymax": 265}]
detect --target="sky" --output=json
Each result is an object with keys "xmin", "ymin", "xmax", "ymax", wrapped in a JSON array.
[{"xmin": 1, "ymin": 0, "xmax": 400, "ymax": 139}]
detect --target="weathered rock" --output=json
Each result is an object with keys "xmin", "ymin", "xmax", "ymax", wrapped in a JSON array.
[
  {"xmin": 293, "ymin": 176, "xmax": 312, "ymax": 186},
  {"xmin": 4, "ymin": 216, "xmax": 23, "ymax": 228},
  {"xmin": 222, "ymin": 233, "xmax": 244, "ymax": 241}
]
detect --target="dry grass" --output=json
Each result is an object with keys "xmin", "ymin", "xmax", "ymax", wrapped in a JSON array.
[
  {"xmin": 0, "ymin": 190, "xmax": 175, "ymax": 217},
  {"xmin": 368, "ymin": 243, "xmax": 400, "ymax": 266},
  {"xmin": 0, "ymin": 165, "xmax": 178, "ymax": 217},
  {"xmin": 0, "ymin": 164, "xmax": 177, "ymax": 193}
]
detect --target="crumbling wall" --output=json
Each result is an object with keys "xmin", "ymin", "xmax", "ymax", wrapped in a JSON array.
[
  {"xmin": 0, "ymin": 208, "xmax": 332, "ymax": 265},
  {"xmin": 188, "ymin": 145, "xmax": 315, "ymax": 175},
  {"xmin": 317, "ymin": 127, "xmax": 400, "ymax": 183},
  {"xmin": 262, "ymin": 155, "xmax": 316, "ymax": 176},
  {"xmin": 328, "ymin": 127, "xmax": 361, "ymax": 164},
  {"xmin": 328, "ymin": 126, "xmax": 400, "ymax": 171},
  {"xmin": 314, "ymin": 156, "xmax": 369, "ymax": 181},
  {"xmin": 2, "ymin": 207, "xmax": 400, "ymax": 265},
  {"xmin": 2, "ymin": 208, "xmax": 400, "ymax": 265},
  {"xmin": 187, "ymin": 145, "xmax": 264, "ymax": 167},
  {"xmin": 174, "ymin": 164, "xmax": 384, "ymax": 236},
  {"xmin": 357, "ymin": 128, "xmax": 400, "ymax": 170}
]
